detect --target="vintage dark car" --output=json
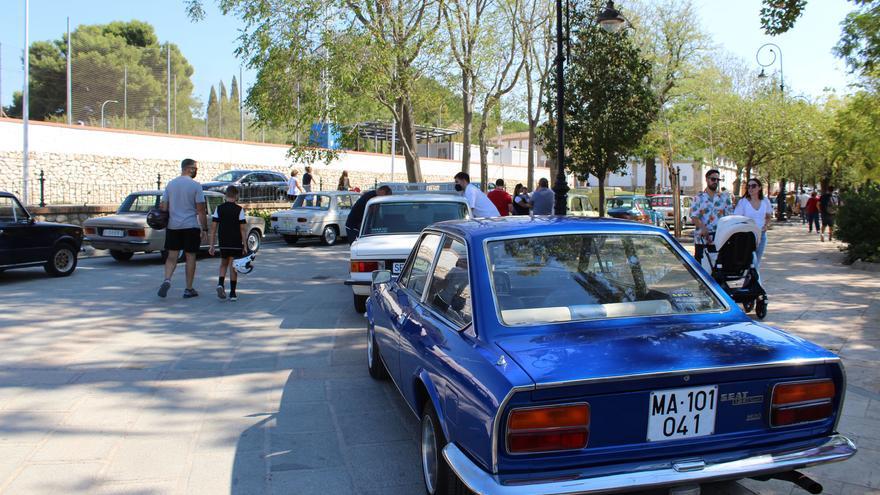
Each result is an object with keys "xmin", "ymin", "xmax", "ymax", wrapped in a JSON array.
[
  {"xmin": 201, "ymin": 170, "xmax": 289, "ymax": 202},
  {"xmin": 0, "ymin": 192, "xmax": 83, "ymax": 277},
  {"xmin": 366, "ymin": 216, "xmax": 856, "ymax": 495},
  {"xmin": 606, "ymin": 194, "xmax": 664, "ymax": 226}
]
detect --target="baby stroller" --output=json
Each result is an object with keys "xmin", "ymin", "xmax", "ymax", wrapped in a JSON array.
[{"xmin": 699, "ymin": 215, "xmax": 768, "ymax": 319}]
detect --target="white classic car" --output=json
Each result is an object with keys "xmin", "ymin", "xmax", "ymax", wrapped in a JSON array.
[
  {"xmin": 344, "ymin": 194, "xmax": 471, "ymax": 312},
  {"xmin": 83, "ymin": 190, "xmax": 265, "ymax": 262},
  {"xmin": 270, "ymin": 191, "xmax": 361, "ymax": 246}
]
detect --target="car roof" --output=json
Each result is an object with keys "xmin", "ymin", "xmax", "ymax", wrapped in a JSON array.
[
  {"xmin": 224, "ymin": 169, "xmax": 283, "ymax": 174},
  {"xmin": 130, "ymin": 190, "xmax": 223, "ymax": 197},
  {"xmin": 299, "ymin": 191, "xmax": 360, "ymax": 196},
  {"xmin": 367, "ymin": 194, "xmax": 468, "ymax": 205},
  {"xmin": 429, "ymin": 216, "xmax": 666, "ymax": 244},
  {"xmin": 0, "ymin": 191, "xmax": 16, "ymax": 199}
]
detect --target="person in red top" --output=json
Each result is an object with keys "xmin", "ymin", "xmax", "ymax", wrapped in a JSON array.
[
  {"xmin": 487, "ymin": 179, "xmax": 513, "ymax": 216},
  {"xmin": 805, "ymin": 191, "xmax": 820, "ymax": 234}
]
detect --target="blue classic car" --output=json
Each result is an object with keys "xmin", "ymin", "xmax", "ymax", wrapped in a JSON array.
[{"xmin": 366, "ymin": 216, "xmax": 855, "ymax": 495}]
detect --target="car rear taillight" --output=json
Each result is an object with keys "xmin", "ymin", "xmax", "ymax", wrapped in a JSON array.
[
  {"xmin": 507, "ymin": 403, "xmax": 590, "ymax": 454},
  {"xmin": 351, "ymin": 261, "xmax": 380, "ymax": 273},
  {"xmin": 771, "ymin": 380, "xmax": 835, "ymax": 427},
  {"xmin": 298, "ymin": 217, "xmax": 308, "ymax": 223},
  {"xmin": 84, "ymin": 227, "xmax": 96, "ymax": 235},
  {"xmin": 128, "ymin": 229, "xmax": 146, "ymax": 237}
]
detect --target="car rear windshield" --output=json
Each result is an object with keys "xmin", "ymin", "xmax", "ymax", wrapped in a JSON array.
[
  {"xmin": 213, "ymin": 171, "xmax": 248, "ymax": 182},
  {"xmin": 118, "ymin": 194, "xmax": 160, "ymax": 213},
  {"xmin": 362, "ymin": 202, "xmax": 469, "ymax": 236},
  {"xmin": 292, "ymin": 194, "xmax": 331, "ymax": 210},
  {"xmin": 486, "ymin": 233, "xmax": 725, "ymax": 325},
  {"xmin": 650, "ymin": 196, "xmax": 672, "ymax": 207},
  {"xmin": 606, "ymin": 197, "xmax": 634, "ymax": 209}
]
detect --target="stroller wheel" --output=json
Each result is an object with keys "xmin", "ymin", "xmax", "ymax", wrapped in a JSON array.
[
  {"xmin": 743, "ymin": 300, "xmax": 755, "ymax": 313},
  {"xmin": 755, "ymin": 299, "xmax": 768, "ymax": 320}
]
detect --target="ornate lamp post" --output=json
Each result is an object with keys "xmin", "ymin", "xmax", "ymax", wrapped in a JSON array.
[
  {"xmin": 553, "ymin": 0, "xmax": 625, "ymax": 215},
  {"xmin": 756, "ymin": 42, "xmax": 788, "ymax": 221}
]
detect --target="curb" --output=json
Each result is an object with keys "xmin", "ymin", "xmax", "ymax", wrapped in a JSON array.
[{"xmin": 851, "ymin": 260, "xmax": 880, "ymax": 273}]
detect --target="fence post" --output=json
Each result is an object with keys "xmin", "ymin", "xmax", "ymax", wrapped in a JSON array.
[
  {"xmin": 156, "ymin": 173, "xmax": 162, "ymax": 190},
  {"xmin": 39, "ymin": 169, "xmax": 46, "ymax": 207}
]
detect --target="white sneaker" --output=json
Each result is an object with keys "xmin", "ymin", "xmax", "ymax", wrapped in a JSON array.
[{"xmin": 820, "ymin": 233, "xmax": 825, "ymax": 242}]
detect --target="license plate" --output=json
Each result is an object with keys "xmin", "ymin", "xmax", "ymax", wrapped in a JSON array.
[
  {"xmin": 392, "ymin": 262, "xmax": 405, "ymax": 274},
  {"xmin": 103, "ymin": 229, "xmax": 124, "ymax": 237},
  {"xmin": 647, "ymin": 385, "xmax": 717, "ymax": 442}
]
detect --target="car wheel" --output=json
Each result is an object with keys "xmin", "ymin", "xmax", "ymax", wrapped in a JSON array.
[
  {"xmin": 283, "ymin": 235, "xmax": 299, "ymax": 245},
  {"xmin": 110, "ymin": 250, "xmax": 134, "ymax": 262},
  {"xmin": 44, "ymin": 244, "xmax": 78, "ymax": 277},
  {"xmin": 743, "ymin": 300, "xmax": 755, "ymax": 313},
  {"xmin": 755, "ymin": 298, "xmax": 768, "ymax": 320},
  {"xmin": 421, "ymin": 401, "xmax": 471, "ymax": 495},
  {"xmin": 367, "ymin": 326, "xmax": 388, "ymax": 380},
  {"xmin": 354, "ymin": 294, "xmax": 368, "ymax": 313},
  {"xmin": 247, "ymin": 229, "xmax": 262, "ymax": 253},
  {"xmin": 321, "ymin": 225, "xmax": 339, "ymax": 246}
]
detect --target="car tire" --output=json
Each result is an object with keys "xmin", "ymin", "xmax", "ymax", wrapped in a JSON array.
[
  {"xmin": 743, "ymin": 300, "xmax": 755, "ymax": 313},
  {"xmin": 283, "ymin": 235, "xmax": 299, "ymax": 245},
  {"xmin": 421, "ymin": 401, "xmax": 472, "ymax": 495},
  {"xmin": 354, "ymin": 294, "xmax": 368, "ymax": 313},
  {"xmin": 367, "ymin": 326, "xmax": 388, "ymax": 380},
  {"xmin": 321, "ymin": 225, "xmax": 339, "ymax": 246},
  {"xmin": 247, "ymin": 229, "xmax": 262, "ymax": 253},
  {"xmin": 755, "ymin": 298, "xmax": 768, "ymax": 320},
  {"xmin": 110, "ymin": 250, "xmax": 134, "ymax": 262},
  {"xmin": 44, "ymin": 243, "xmax": 78, "ymax": 277}
]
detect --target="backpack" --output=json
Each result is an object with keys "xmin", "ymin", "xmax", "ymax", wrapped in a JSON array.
[{"xmin": 825, "ymin": 196, "xmax": 838, "ymax": 215}]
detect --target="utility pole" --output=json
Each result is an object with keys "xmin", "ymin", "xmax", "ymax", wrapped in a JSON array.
[
  {"xmin": 23, "ymin": 0, "xmax": 30, "ymax": 205},
  {"xmin": 123, "ymin": 65, "xmax": 127, "ymax": 129},
  {"xmin": 66, "ymin": 17, "xmax": 72, "ymax": 125},
  {"xmin": 173, "ymin": 74, "xmax": 177, "ymax": 134},
  {"xmin": 239, "ymin": 66, "xmax": 244, "ymax": 140},
  {"xmin": 166, "ymin": 42, "xmax": 171, "ymax": 134}
]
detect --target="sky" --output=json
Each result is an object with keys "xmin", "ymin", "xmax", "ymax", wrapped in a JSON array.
[{"xmin": 0, "ymin": 0, "xmax": 860, "ymax": 112}]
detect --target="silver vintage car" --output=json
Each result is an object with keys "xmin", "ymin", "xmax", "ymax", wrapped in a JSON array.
[
  {"xmin": 270, "ymin": 191, "xmax": 361, "ymax": 246},
  {"xmin": 83, "ymin": 190, "xmax": 265, "ymax": 262}
]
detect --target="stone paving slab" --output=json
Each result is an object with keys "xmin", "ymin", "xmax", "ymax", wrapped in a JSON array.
[{"xmin": 0, "ymin": 223, "xmax": 876, "ymax": 494}]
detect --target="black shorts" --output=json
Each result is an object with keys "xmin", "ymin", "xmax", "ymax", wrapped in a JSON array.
[
  {"xmin": 219, "ymin": 247, "xmax": 244, "ymax": 258},
  {"xmin": 165, "ymin": 228, "xmax": 201, "ymax": 253},
  {"xmin": 821, "ymin": 214, "xmax": 835, "ymax": 227}
]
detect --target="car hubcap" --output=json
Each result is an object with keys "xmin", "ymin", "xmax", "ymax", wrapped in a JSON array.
[
  {"xmin": 325, "ymin": 228, "xmax": 336, "ymax": 244},
  {"xmin": 422, "ymin": 416, "xmax": 438, "ymax": 494},
  {"xmin": 248, "ymin": 233, "xmax": 259, "ymax": 252},
  {"xmin": 54, "ymin": 249, "xmax": 73, "ymax": 271}
]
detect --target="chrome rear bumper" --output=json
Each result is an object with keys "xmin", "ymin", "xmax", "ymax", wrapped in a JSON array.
[{"xmin": 443, "ymin": 435, "xmax": 856, "ymax": 495}]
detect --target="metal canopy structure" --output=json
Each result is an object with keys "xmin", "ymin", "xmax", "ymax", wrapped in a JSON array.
[{"xmin": 348, "ymin": 121, "xmax": 459, "ymax": 144}]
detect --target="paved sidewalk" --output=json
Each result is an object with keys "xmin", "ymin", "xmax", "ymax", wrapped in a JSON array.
[{"xmin": 0, "ymin": 223, "xmax": 876, "ymax": 494}]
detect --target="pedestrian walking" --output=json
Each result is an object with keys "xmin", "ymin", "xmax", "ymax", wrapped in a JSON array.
[
  {"xmin": 157, "ymin": 158, "xmax": 208, "ymax": 299},
  {"xmin": 530, "ymin": 178, "xmax": 555, "ymax": 215},
  {"xmin": 689, "ymin": 169, "xmax": 734, "ymax": 264},
  {"xmin": 454, "ymin": 172, "xmax": 500, "ymax": 217},
  {"xmin": 302, "ymin": 166, "xmax": 313, "ymax": 192},
  {"xmin": 208, "ymin": 186, "xmax": 247, "ymax": 301},
  {"xmin": 796, "ymin": 189, "xmax": 809, "ymax": 224},
  {"xmin": 819, "ymin": 186, "xmax": 839, "ymax": 242},
  {"xmin": 512, "ymin": 184, "xmax": 531, "ymax": 215},
  {"xmin": 287, "ymin": 169, "xmax": 304, "ymax": 201},
  {"xmin": 338, "ymin": 171, "xmax": 351, "ymax": 191},
  {"xmin": 344, "ymin": 185, "xmax": 393, "ymax": 241},
  {"xmin": 805, "ymin": 191, "xmax": 820, "ymax": 233},
  {"xmin": 487, "ymin": 179, "xmax": 513, "ymax": 216},
  {"xmin": 734, "ymin": 178, "xmax": 772, "ymax": 270}
]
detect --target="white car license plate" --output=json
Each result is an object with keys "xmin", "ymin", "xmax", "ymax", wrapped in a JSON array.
[
  {"xmin": 392, "ymin": 262, "xmax": 405, "ymax": 274},
  {"xmin": 103, "ymin": 229, "xmax": 124, "ymax": 237},
  {"xmin": 647, "ymin": 385, "xmax": 717, "ymax": 442}
]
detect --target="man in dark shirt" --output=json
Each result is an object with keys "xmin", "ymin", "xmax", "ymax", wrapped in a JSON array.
[
  {"xmin": 819, "ymin": 186, "xmax": 838, "ymax": 242},
  {"xmin": 302, "ymin": 166, "xmax": 313, "ymax": 192},
  {"xmin": 345, "ymin": 185, "xmax": 392, "ymax": 242}
]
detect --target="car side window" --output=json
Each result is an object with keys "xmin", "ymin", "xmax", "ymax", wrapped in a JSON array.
[
  {"xmin": 570, "ymin": 197, "xmax": 582, "ymax": 212},
  {"xmin": 399, "ymin": 233, "xmax": 442, "ymax": 297},
  {"xmin": 425, "ymin": 237, "xmax": 472, "ymax": 327},
  {"xmin": 207, "ymin": 196, "xmax": 223, "ymax": 214},
  {"xmin": 337, "ymin": 195, "xmax": 352, "ymax": 210},
  {"xmin": 0, "ymin": 197, "xmax": 26, "ymax": 223}
]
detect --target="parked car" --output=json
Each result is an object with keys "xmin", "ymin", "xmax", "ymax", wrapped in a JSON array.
[
  {"xmin": 270, "ymin": 191, "xmax": 361, "ymax": 246},
  {"xmin": 0, "ymin": 191, "xmax": 83, "ymax": 277},
  {"xmin": 567, "ymin": 192, "xmax": 599, "ymax": 217},
  {"xmin": 365, "ymin": 216, "xmax": 856, "ymax": 495},
  {"xmin": 201, "ymin": 170, "xmax": 288, "ymax": 202},
  {"xmin": 606, "ymin": 194, "xmax": 664, "ymax": 226},
  {"xmin": 649, "ymin": 194, "xmax": 693, "ymax": 228},
  {"xmin": 345, "ymin": 194, "xmax": 471, "ymax": 313},
  {"xmin": 83, "ymin": 190, "xmax": 265, "ymax": 261}
]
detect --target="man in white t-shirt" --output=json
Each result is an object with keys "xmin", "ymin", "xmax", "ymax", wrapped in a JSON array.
[
  {"xmin": 797, "ymin": 189, "xmax": 809, "ymax": 224},
  {"xmin": 454, "ymin": 172, "xmax": 500, "ymax": 218}
]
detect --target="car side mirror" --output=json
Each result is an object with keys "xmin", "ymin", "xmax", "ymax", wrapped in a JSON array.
[{"xmin": 372, "ymin": 270, "xmax": 392, "ymax": 286}]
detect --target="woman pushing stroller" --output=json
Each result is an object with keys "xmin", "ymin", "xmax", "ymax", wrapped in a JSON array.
[{"xmin": 733, "ymin": 178, "xmax": 773, "ymax": 270}]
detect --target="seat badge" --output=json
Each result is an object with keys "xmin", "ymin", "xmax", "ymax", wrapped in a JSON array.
[{"xmin": 496, "ymin": 355, "xmax": 507, "ymax": 367}]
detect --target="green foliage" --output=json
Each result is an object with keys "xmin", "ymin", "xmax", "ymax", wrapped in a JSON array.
[
  {"xmin": 245, "ymin": 208, "xmax": 274, "ymax": 230},
  {"xmin": 760, "ymin": 0, "xmax": 807, "ymax": 35},
  {"xmin": 835, "ymin": 1, "xmax": 880, "ymax": 81},
  {"xmin": 835, "ymin": 182, "xmax": 880, "ymax": 263},
  {"xmin": 829, "ymin": 91, "xmax": 880, "ymax": 183}
]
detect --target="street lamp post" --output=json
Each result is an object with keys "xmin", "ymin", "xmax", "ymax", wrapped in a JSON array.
[
  {"xmin": 100, "ymin": 100, "xmax": 118, "ymax": 128},
  {"xmin": 553, "ymin": 0, "xmax": 625, "ymax": 215},
  {"xmin": 756, "ymin": 43, "xmax": 787, "ymax": 221}
]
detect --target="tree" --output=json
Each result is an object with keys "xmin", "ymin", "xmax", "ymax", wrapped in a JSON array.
[
  {"xmin": 206, "ymin": 85, "xmax": 219, "ymax": 136},
  {"xmin": 836, "ymin": 1, "xmax": 880, "ymax": 82},
  {"xmin": 517, "ymin": 0, "xmax": 554, "ymax": 189},
  {"xmin": 544, "ymin": 1, "xmax": 657, "ymax": 217}
]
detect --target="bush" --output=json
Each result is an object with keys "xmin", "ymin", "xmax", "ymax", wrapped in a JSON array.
[
  {"xmin": 836, "ymin": 182, "xmax": 880, "ymax": 263},
  {"xmin": 247, "ymin": 209, "xmax": 274, "ymax": 231}
]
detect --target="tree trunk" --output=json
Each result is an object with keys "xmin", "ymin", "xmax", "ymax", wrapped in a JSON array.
[
  {"xmin": 645, "ymin": 156, "xmax": 657, "ymax": 195},
  {"xmin": 598, "ymin": 174, "xmax": 607, "ymax": 217},
  {"xmin": 732, "ymin": 164, "xmax": 745, "ymax": 198},
  {"xmin": 527, "ymin": 120, "xmax": 537, "ymax": 190},
  {"xmin": 478, "ymin": 121, "xmax": 489, "ymax": 191},
  {"xmin": 461, "ymin": 75, "xmax": 473, "ymax": 175},
  {"xmin": 400, "ymin": 98, "xmax": 423, "ymax": 183}
]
